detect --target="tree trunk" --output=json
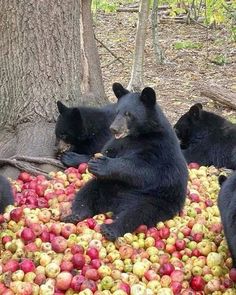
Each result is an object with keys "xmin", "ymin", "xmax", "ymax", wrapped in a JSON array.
[
  {"xmin": 127, "ymin": 0, "xmax": 151, "ymax": 92},
  {"xmin": 80, "ymin": 0, "xmax": 107, "ymax": 106},
  {"xmin": 197, "ymin": 83, "xmax": 236, "ymax": 110},
  {"xmin": 0, "ymin": 0, "xmax": 108, "ymax": 178},
  {"xmin": 152, "ymin": 0, "xmax": 165, "ymax": 64}
]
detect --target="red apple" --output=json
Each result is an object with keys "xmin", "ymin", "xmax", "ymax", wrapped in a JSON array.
[
  {"xmin": 51, "ymin": 236, "xmax": 68, "ymax": 253},
  {"xmin": 188, "ymin": 162, "xmax": 200, "ymax": 169},
  {"xmin": 80, "ymin": 279, "xmax": 97, "ymax": 292},
  {"xmin": 70, "ymin": 274, "xmax": 85, "ymax": 291},
  {"xmin": 71, "ymin": 244, "xmax": 84, "ymax": 255},
  {"xmin": 61, "ymin": 223, "xmax": 77, "ymax": 238},
  {"xmin": 10, "ymin": 207, "xmax": 23, "ymax": 222},
  {"xmin": 72, "ymin": 253, "xmax": 86, "ymax": 269},
  {"xmin": 175, "ymin": 240, "xmax": 186, "ymax": 251},
  {"xmin": 21, "ymin": 228, "xmax": 36, "ymax": 243},
  {"xmin": 159, "ymin": 227, "xmax": 170, "ymax": 239},
  {"xmin": 60, "ymin": 260, "xmax": 74, "ymax": 272},
  {"xmin": 171, "ymin": 281, "xmax": 182, "ymax": 294},
  {"xmin": 78, "ymin": 163, "xmax": 88, "ymax": 174},
  {"xmin": 85, "ymin": 268, "xmax": 100, "ymax": 281},
  {"xmin": 40, "ymin": 230, "xmax": 50, "ymax": 242},
  {"xmin": 144, "ymin": 269, "xmax": 159, "ymax": 281},
  {"xmin": 229, "ymin": 268, "xmax": 236, "ymax": 282},
  {"xmin": 190, "ymin": 276, "xmax": 205, "ymax": 291},
  {"xmin": 56, "ymin": 271, "xmax": 73, "ymax": 291},
  {"xmin": 86, "ymin": 218, "xmax": 97, "ymax": 229},
  {"xmin": 20, "ymin": 259, "xmax": 36, "ymax": 273},
  {"xmin": 86, "ymin": 247, "xmax": 99, "ymax": 260},
  {"xmin": 159, "ymin": 263, "xmax": 175, "ymax": 276},
  {"xmin": 3, "ymin": 259, "xmax": 19, "ymax": 272},
  {"xmin": 18, "ymin": 172, "xmax": 31, "ymax": 182}
]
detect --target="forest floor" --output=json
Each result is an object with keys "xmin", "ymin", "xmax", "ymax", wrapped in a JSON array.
[{"xmin": 95, "ymin": 10, "xmax": 236, "ymax": 124}]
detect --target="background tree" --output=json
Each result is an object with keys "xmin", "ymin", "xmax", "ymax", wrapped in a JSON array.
[
  {"xmin": 0, "ymin": 0, "xmax": 107, "ymax": 178},
  {"xmin": 127, "ymin": 0, "xmax": 151, "ymax": 91}
]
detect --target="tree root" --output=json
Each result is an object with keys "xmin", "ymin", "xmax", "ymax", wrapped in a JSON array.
[
  {"xmin": 12, "ymin": 156, "xmax": 65, "ymax": 169},
  {"xmin": 0, "ymin": 156, "xmax": 65, "ymax": 178}
]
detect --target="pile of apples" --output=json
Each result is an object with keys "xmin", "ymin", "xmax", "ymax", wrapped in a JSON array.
[{"xmin": 0, "ymin": 163, "xmax": 235, "ymax": 294}]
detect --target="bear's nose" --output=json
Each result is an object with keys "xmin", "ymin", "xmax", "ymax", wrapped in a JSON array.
[{"xmin": 110, "ymin": 125, "xmax": 118, "ymax": 135}]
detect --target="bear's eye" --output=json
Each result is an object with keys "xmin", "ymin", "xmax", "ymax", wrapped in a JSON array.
[{"xmin": 124, "ymin": 111, "xmax": 131, "ymax": 117}]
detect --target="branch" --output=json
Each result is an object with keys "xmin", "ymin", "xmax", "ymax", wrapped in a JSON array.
[{"xmin": 95, "ymin": 36, "xmax": 124, "ymax": 65}]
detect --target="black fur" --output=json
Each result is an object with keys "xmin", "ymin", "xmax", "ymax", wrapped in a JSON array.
[
  {"xmin": 218, "ymin": 172, "xmax": 236, "ymax": 267},
  {"xmin": 63, "ymin": 83, "xmax": 188, "ymax": 241},
  {"xmin": 174, "ymin": 103, "xmax": 236, "ymax": 169},
  {"xmin": 55, "ymin": 102, "xmax": 116, "ymax": 167},
  {"xmin": 0, "ymin": 176, "xmax": 14, "ymax": 213}
]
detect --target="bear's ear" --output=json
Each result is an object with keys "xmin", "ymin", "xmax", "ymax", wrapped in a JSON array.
[
  {"xmin": 57, "ymin": 101, "xmax": 68, "ymax": 115},
  {"xmin": 112, "ymin": 83, "xmax": 129, "ymax": 99},
  {"xmin": 140, "ymin": 87, "xmax": 156, "ymax": 108},
  {"xmin": 189, "ymin": 103, "xmax": 202, "ymax": 119}
]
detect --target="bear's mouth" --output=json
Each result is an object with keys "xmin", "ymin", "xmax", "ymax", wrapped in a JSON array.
[{"xmin": 114, "ymin": 131, "xmax": 129, "ymax": 139}]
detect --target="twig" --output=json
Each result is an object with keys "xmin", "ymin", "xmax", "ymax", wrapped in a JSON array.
[
  {"xmin": 101, "ymin": 58, "xmax": 122, "ymax": 68},
  {"xmin": 94, "ymin": 36, "xmax": 124, "ymax": 65},
  {"xmin": 12, "ymin": 156, "xmax": 65, "ymax": 169}
]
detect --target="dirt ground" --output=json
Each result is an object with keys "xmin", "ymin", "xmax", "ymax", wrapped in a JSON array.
[{"xmin": 95, "ymin": 10, "xmax": 236, "ymax": 125}]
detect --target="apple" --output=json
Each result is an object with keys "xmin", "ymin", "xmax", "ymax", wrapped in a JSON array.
[
  {"xmin": 21, "ymin": 228, "xmax": 36, "ymax": 243},
  {"xmin": 18, "ymin": 172, "xmax": 31, "ymax": 182},
  {"xmin": 86, "ymin": 247, "xmax": 99, "ymax": 260},
  {"xmin": 18, "ymin": 259, "xmax": 35, "ymax": 274},
  {"xmin": 61, "ymin": 223, "xmax": 77, "ymax": 238},
  {"xmin": 190, "ymin": 276, "xmax": 205, "ymax": 291},
  {"xmin": 72, "ymin": 253, "xmax": 86, "ymax": 269},
  {"xmin": 78, "ymin": 163, "xmax": 88, "ymax": 174},
  {"xmin": 56, "ymin": 271, "xmax": 73, "ymax": 291},
  {"xmin": 45, "ymin": 262, "xmax": 60, "ymax": 278},
  {"xmin": 10, "ymin": 208, "xmax": 23, "ymax": 222},
  {"xmin": 229, "ymin": 268, "xmax": 236, "ymax": 282},
  {"xmin": 51, "ymin": 236, "xmax": 68, "ymax": 253},
  {"xmin": 3, "ymin": 259, "xmax": 19, "ymax": 272},
  {"xmin": 159, "ymin": 263, "xmax": 174, "ymax": 276},
  {"xmin": 70, "ymin": 274, "xmax": 85, "ymax": 291},
  {"xmin": 71, "ymin": 244, "xmax": 84, "ymax": 255},
  {"xmin": 159, "ymin": 227, "xmax": 170, "ymax": 239}
]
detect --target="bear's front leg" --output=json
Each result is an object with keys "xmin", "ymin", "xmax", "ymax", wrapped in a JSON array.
[
  {"xmin": 88, "ymin": 156, "xmax": 111, "ymax": 178},
  {"xmin": 61, "ymin": 152, "xmax": 91, "ymax": 167}
]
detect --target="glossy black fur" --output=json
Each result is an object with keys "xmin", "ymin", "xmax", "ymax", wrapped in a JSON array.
[
  {"xmin": 174, "ymin": 103, "xmax": 236, "ymax": 169},
  {"xmin": 218, "ymin": 172, "xmax": 236, "ymax": 267},
  {"xmin": 0, "ymin": 176, "xmax": 14, "ymax": 213},
  {"xmin": 55, "ymin": 102, "xmax": 116, "ymax": 167},
  {"xmin": 63, "ymin": 83, "xmax": 188, "ymax": 241}
]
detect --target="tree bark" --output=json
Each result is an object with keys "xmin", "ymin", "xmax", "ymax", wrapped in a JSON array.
[
  {"xmin": 197, "ymin": 83, "xmax": 236, "ymax": 110},
  {"xmin": 80, "ymin": 0, "xmax": 107, "ymax": 106},
  {"xmin": 127, "ymin": 0, "xmax": 151, "ymax": 92},
  {"xmin": 0, "ymin": 0, "xmax": 108, "ymax": 178},
  {"xmin": 152, "ymin": 0, "xmax": 165, "ymax": 64}
]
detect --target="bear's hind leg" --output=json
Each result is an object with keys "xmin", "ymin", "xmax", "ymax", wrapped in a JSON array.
[{"xmin": 63, "ymin": 179, "xmax": 99, "ymax": 224}]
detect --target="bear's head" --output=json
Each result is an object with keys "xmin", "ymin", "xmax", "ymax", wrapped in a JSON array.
[
  {"xmin": 55, "ymin": 101, "xmax": 85, "ymax": 153},
  {"xmin": 174, "ymin": 103, "xmax": 204, "ymax": 149},
  {"xmin": 110, "ymin": 83, "xmax": 161, "ymax": 139}
]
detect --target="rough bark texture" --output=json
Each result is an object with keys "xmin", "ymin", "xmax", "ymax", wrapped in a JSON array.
[
  {"xmin": 127, "ymin": 0, "xmax": 150, "ymax": 92},
  {"xmin": 80, "ymin": 0, "xmax": 107, "ymax": 106},
  {"xmin": 152, "ymin": 0, "xmax": 165, "ymax": 64},
  {"xmin": 0, "ymin": 0, "xmax": 108, "ymax": 178},
  {"xmin": 198, "ymin": 83, "xmax": 236, "ymax": 110}
]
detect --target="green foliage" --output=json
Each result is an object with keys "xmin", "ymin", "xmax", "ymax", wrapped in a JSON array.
[
  {"xmin": 173, "ymin": 40, "xmax": 203, "ymax": 49},
  {"xmin": 92, "ymin": 0, "xmax": 118, "ymax": 13},
  {"xmin": 210, "ymin": 54, "xmax": 227, "ymax": 65}
]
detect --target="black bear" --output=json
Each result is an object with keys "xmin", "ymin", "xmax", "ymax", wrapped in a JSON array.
[
  {"xmin": 55, "ymin": 101, "xmax": 116, "ymax": 167},
  {"xmin": 174, "ymin": 103, "xmax": 236, "ymax": 169},
  {"xmin": 218, "ymin": 173, "xmax": 236, "ymax": 268},
  {"xmin": 63, "ymin": 83, "xmax": 188, "ymax": 241},
  {"xmin": 0, "ymin": 175, "xmax": 14, "ymax": 213}
]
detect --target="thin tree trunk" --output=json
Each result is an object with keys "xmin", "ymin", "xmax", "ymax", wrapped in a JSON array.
[
  {"xmin": 80, "ymin": 0, "xmax": 107, "ymax": 106},
  {"xmin": 127, "ymin": 0, "xmax": 151, "ymax": 92},
  {"xmin": 0, "ymin": 0, "xmax": 107, "ymax": 178},
  {"xmin": 152, "ymin": 0, "xmax": 165, "ymax": 64}
]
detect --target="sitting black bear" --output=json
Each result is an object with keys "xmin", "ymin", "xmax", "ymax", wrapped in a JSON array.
[
  {"xmin": 0, "ymin": 175, "xmax": 14, "ymax": 213},
  {"xmin": 63, "ymin": 83, "xmax": 188, "ymax": 241},
  {"xmin": 218, "ymin": 173, "xmax": 236, "ymax": 268},
  {"xmin": 174, "ymin": 103, "xmax": 236, "ymax": 169},
  {"xmin": 55, "ymin": 101, "xmax": 116, "ymax": 167}
]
